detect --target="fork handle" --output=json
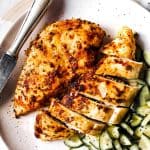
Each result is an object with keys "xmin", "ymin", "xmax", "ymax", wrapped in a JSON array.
[{"xmin": 7, "ymin": 0, "xmax": 53, "ymax": 57}]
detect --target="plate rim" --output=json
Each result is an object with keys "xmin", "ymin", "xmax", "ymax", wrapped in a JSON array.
[{"xmin": 0, "ymin": 0, "xmax": 150, "ymax": 149}]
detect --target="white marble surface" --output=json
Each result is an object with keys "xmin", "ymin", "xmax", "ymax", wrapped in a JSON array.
[{"xmin": 0, "ymin": 0, "xmax": 150, "ymax": 17}]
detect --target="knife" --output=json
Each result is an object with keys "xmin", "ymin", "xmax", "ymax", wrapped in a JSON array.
[{"xmin": 0, "ymin": 0, "xmax": 53, "ymax": 93}]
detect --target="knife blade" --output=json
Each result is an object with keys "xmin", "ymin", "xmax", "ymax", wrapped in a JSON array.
[
  {"xmin": 0, "ymin": 0, "xmax": 52, "ymax": 93},
  {"xmin": 0, "ymin": 54, "xmax": 16, "ymax": 93}
]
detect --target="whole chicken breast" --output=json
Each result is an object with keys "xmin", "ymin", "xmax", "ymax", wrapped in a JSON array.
[{"xmin": 14, "ymin": 19, "xmax": 105, "ymax": 117}]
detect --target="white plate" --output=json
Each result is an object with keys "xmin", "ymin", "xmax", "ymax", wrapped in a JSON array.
[{"xmin": 0, "ymin": 0, "xmax": 150, "ymax": 150}]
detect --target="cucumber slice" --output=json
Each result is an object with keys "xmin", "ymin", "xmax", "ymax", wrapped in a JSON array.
[
  {"xmin": 146, "ymin": 101, "xmax": 150, "ymax": 107},
  {"xmin": 129, "ymin": 144, "xmax": 139, "ymax": 150},
  {"xmin": 125, "ymin": 114, "xmax": 131, "ymax": 123},
  {"xmin": 139, "ymin": 86, "xmax": 150, "ymax": 106},
  {"xmin": 89, "ymin": 146, "xmax": 97, "ymax": 150},
  {"xmin": 114, "ymin": 139, "xmax": 122, "ymax": 150},
  {"xmin": 143, "ymin": 50, "xmax": 150, "ymax": 66},
  {"xmin": 141, "ymin": 114, "xmax": 150, "ymax": 126},
  {"xmin": 135, "ymin": 126, "xmax": 145, "ymax": 138},
  {"xmin": 107, "ymin": 126, "xmax": 120, "ymax": 139},
  {"xmin": 136, "ymin": 105, "xmax": 150, "ymax": 116},
  {"xmin": 88, "ymin": 146, "xmax": 97, "ymax": 150},
  {"xmin": 129, "ymin": 114, "xmax": 142, "ymax": 127},
  {"xmin": 120, "ymin": 123, "xmax": 134, "ymax": 136},
  {"xmin": 64, "ymin": 134, "xmax": 83, "ymax": 148},
  {"xmin": 100, "ymin": 131, "xmax": 113, "ymax": 150},
  {"xmin": 135, "ymin": 115, "xmax": 150, "ymax": 138},
  {"xmin": 82, "ymin": 135, "xmax": 99, "ymax": 149},
  {"xmin": 139, "ymin": 134, "xmax": 150, "ymax": 150},
  {"xmin": 146, "ymin": 69, "xmax": 150, "ymax": 86},
  {"xmin": 120, "ymin": 134, "xmax": 131, "ymax": 146},
  {"xmin": 143, "ymin": 125, "xmax": 150, "ymax": 138},
  {"xmin": 70, "ymin": 145, "xmax": 89, "ymax": 150}
]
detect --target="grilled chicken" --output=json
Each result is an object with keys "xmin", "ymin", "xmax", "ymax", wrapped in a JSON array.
[
  {"xmin": 60, "ymin": 93, "xmax": 113, "ymax": 123},
  {"xmin": 13, "ymin": 23, "xmax": 141, "ymax": 141},
  {"xmin": 49, "ymin": 98, "xmax": 105, "ymax": 135},
  {"xmin": 75, "ymin": 75, "xmax": 139, "ymax": 107},
  {"xmin": 34, "ymin": 26, "xmax": 141, "ymax": 141},
  {"xmin": 14, "ymin": 19, "xmax": 105, "ymax": 117},
  {"xmin": 96, "ymin": 56, "xmax": 143, "ymax": 79},
  {"xmin": 60, "ymin": 93, "xmax": 128, "ymax": 124},
  {"xmin": 35, "ymin": 111, "xmax": 74, "ymax": 141},
  {"xmin": 101, "ymin": 26, "xmax": 136, "ymax": 59}
]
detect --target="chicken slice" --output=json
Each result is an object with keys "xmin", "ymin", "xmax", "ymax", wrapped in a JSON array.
[
  {"xmin": 96, "ymin": 56, "xmax": 143, "ymax": 79},
  {"xmin": 60, "ymin": 93, "xmax": 128, "ymax": 124},
  {"xmin": 14, "ymin": 19, "xmax": 105, "ymax": 117},
  {"xmin": 35, "ymin": 111, "xmax": 75, "ymax": 141},
  {"xmin": 101, "ymin": 26, "xmax": 136, "ymax": 59},
  {"xmin": 60, "ymin": 94, "xmax": 113, "ymax": 123},
  {"xmin": 49, "ymin": 98, "xmax": 105, "ymax": 135},
  {"xmin": 74, "ymin": 75, "xmax": 139, "ymax": 107}
]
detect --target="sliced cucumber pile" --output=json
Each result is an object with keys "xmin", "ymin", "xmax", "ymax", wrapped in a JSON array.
[{"xmin": 64, "ymin": 50, "xmax": 150, "ymax": 150}]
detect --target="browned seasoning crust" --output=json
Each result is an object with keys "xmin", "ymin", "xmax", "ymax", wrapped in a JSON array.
[{"xmin": 14, "ymin": 19, "xmax": 105, "ymax": 117}]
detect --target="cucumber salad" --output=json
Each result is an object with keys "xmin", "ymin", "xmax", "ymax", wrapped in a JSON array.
[{"xmin": 64, "ymin": 45, "xmax": 150, "ymax": 150}]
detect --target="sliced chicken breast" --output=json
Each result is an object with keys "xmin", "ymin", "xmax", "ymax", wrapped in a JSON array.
[
  {"xmin": 96, "ymin": 56, "xmax": 143, "ymax": 79},
  {"xmin": 60, "ymin": 94, "xmax": 113, "ymax": 123},
  {"xmin": 49, "ymin": 98, "xmax": 105, "ymax": 135},
  {"xmin": 35, "ymin": 111, "xmax": 74, "ymax": 141},
  {"xmin": 101, "ymin": 26, "xmax": 136, "ymax": 59}
]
